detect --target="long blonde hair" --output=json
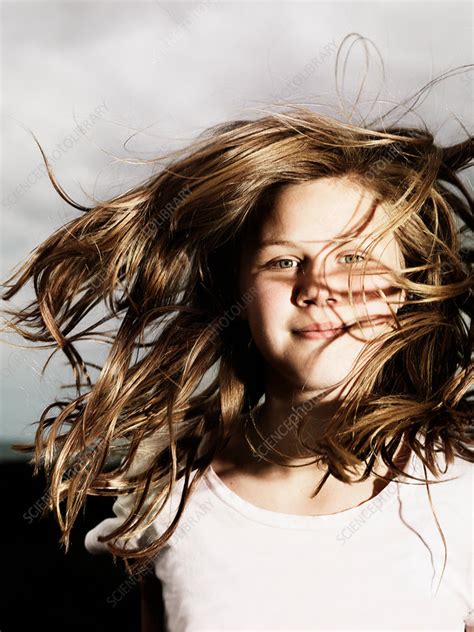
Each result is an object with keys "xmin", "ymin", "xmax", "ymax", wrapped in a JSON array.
[{"xmin": 1, "ymin": 49, "xmax": 472, "ymax": 577}]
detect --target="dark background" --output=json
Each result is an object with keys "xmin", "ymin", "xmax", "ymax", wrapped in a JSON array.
[{"xmin": 1, "ymin": 456, "xmax": 141, "ymax": 632}]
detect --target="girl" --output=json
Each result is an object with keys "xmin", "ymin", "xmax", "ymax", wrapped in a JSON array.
[{"xmin": 2, "ymin": 75, "xmax": 473, "ymax": 630}]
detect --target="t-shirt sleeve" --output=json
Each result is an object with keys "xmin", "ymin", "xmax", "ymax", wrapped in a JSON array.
[
  {"xmin": 84, "ymin": 433, "xmax": 206, "ymax": 557},
  {"xmin": 84, "ymin": 477, "xmax": 190, "ymax": 556},
  {"xmin": 84, "ymin": 492, "xmax": 154, "ymax": 555},
  {"xmin": 85, "ymin": 433, "xmax": 170, "ymax": 556}
]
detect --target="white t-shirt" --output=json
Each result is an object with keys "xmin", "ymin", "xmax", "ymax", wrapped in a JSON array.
[{"xmin": 85, "ymin": 443, "xmax": 473, "ymax": 632}]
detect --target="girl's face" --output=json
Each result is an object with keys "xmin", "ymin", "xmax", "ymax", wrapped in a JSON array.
[{"xmin": 238, "ymin": 176, "xmax": 405, "ymax": 398}]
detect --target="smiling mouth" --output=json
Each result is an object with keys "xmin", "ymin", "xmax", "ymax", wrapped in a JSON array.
[
  {"xmin": 294, "ymin": 326, "xmax": 347, "ymax": 339},
  {"xmin": 293, "ymin": 316, "xmax": 394, "ymax": 339}
]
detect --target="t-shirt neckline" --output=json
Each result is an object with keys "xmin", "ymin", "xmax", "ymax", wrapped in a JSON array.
[{"xmin": 203, "ymin": 451, "xmax": 419, "ymax": 530}]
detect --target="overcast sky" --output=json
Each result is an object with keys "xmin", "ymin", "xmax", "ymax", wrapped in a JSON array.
[{"xmin": 1, "ymin": 1, "xmax": 472, "ymax": 446}]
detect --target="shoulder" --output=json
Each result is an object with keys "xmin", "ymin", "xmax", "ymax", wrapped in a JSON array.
[
  {"xmin": 430, "ymin": 449, "xmax": 473, "ymax": 483},
  {"xmin": 408, "ymin": 449, "xmax": 473, "ymax": 521},
  {"xmin": 414, "ymin": 448, "xmax": 473, "ymax": 489},
  {"xmin": 84, "ymin": 469, "xmax": 202, "ymax": 556}
]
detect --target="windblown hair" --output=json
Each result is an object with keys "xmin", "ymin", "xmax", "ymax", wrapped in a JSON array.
[{"xmin": 1, "ymin": 74, "xmax": 472, "ymax": 577}]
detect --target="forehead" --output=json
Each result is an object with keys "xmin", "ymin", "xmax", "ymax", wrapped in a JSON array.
[{"xmin": 258, "ymin": 176, "xmax": 390, "ymax": 245}]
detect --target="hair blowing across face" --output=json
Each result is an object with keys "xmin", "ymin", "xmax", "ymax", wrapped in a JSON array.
[{"xmin": 1, "ymin": 79, "xmax": 472, "ymax": 574}]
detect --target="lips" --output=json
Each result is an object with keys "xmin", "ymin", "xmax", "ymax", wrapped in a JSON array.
[
  {"xmin": 293, "ymin": 315, "xmax": 394, "ymax": 336},
  {"xmin": 294, "ymin": 322, "xmax": 347, "ymax": 333}
]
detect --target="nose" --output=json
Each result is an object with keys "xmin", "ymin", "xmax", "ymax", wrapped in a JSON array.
[{"xmin": 295, "ymin": 263, "xmax": 340, "ymax": 306}]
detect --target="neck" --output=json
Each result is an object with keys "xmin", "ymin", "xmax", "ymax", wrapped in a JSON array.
[
  {"xmin": 238, "ymin": 392, "xmax": 410, "ymax": 486},
  {"xmin": 245, "ymin": 397, "xmax": 340, "ymax": 467}
]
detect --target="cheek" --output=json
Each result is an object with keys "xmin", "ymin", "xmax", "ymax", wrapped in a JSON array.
[
  {"xmin": 346, "ymin": 269, "xmax": 404, "ymax": 315},
  {"xmin": 243, "ymin": 282, "xmax": 294, "ymax": 344},
  {"xmin": 248, "ymin": 280, "xmax": 290, "ymax": 318}
]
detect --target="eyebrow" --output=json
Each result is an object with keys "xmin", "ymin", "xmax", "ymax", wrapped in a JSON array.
[{"xmin": 256, "ymin": 236, "xmax": 366, "ymax": 250}]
